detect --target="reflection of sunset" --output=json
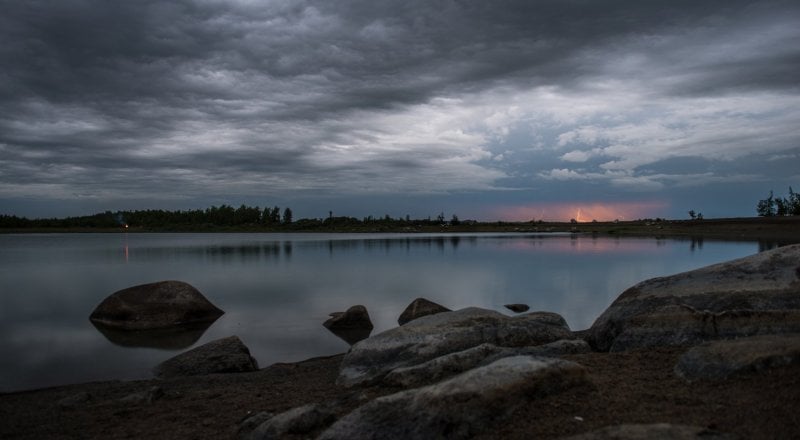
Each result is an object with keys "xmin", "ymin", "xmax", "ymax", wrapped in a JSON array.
[
  {"xmin": 498, "ymin": 236, "xmax": 667, "ymax": 254},
  {"xmin": 495, "ymin": 201, "xmax": 668, "ymax": 222}
]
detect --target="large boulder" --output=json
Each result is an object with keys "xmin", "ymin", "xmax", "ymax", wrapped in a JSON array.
[
  {"xmin": 318, "ymin": 356, "xmax": 590, "ymax": 440},
  {"xmin": 153, "ymin": 335, "xmax": 258, "ymax": 378},
  {"xmin": 397, "ymin": 298, "xmax": 451, "ymax": 325},
  {"xmin": 337, "ymin": 307, "xmax": 574, "ymax": 387},
  {"xmin": 675, "ymin": 333, "xmax": 800, "ymax": 381},
  {"xmin": 89, "ymin": 281, "xmax": 224, "ymax": 330},
  {"xmin": 588, "ymin": 244, "xmax": 800, "ymax": 352}
]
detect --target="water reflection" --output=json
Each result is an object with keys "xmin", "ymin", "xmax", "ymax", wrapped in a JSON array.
[{"xmin": 91, "ymin": 319, "xmax": 218, "ymax": 350}]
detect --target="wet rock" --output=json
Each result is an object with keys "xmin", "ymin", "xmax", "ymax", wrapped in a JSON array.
[
  {"xmin": 319, "ymin": 356, "xmax": 590, "ymax": 440},
  {"xmin": 154, "ymin": 335, "xmax": 258, "ymax": 378},
  {"xmin": 384, "ymin": 339, "xmax": 590, "ymax": 388},
  {"xmin": 398, "ymin": 297, "xmax": 451, "ymax": 325},
  {"xmin": 89, "ymin": 281, "xmax": 224, "ymax": 330},
  {"xmin": 675, "ymin": 333, "xmax": 800, "ymax": 381},
  {"xmin": 337, "ymin": 307, "xmax": 574, "ymax": 387},
  {"xmin": 562, "ymin": 423, "xmax": 737, "ymax": 439},
  {"xmin": 504, "ymin": 303, "xmax": 530, "ymax": 313},
  {"xmin": 587, "ymin": 244, "xmax": 800, "ymax": 352},
  {"xmin": 242, "ymin": 403, "xmax": 337, "ymax": 440}
]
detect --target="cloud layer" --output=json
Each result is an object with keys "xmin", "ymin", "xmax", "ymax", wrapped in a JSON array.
[{"xmin": 1, "ymin": 0, "xmax": 799, "ymax": 219}]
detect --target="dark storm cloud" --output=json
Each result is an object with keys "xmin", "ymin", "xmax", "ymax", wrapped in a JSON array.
[{"xmin": 1, "ymin": 0, "xmax": 799, "ymax": 218}]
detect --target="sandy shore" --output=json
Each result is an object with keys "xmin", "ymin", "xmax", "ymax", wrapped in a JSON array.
[{"xmin": 2, "ymin": 347, "xmax": 798, "ymax": 439}]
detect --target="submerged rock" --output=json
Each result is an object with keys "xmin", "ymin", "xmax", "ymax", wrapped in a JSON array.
[
  {"xmin": 587, "ymin": 244, "xmax": 800, "ymax": 352},
  {"xmin": 675, "ymin": 333, "xmax": 800, "ymax": 381},
  {"xmin": 504, "ymin": 303, "xmax": 530, "ymax": 313},
  {"xmin": 89, "ymin": 281, "xmax": 224, "ymax": 330},
  {"xmin": 323, "ymin": 305, "xmax": 373, "ymax": 344},
  {"xmin": 337, "ymin": 307, "xmax": 574, "ymax": 387},
  {"xmin": 397, "ymin": 297, "xmax": 451, "ymax": 325},
  {"xmin": 153, "ymin": 335, "xmax": 258, "ymax": 378},
  {"xmin": 319, "ymin": 356, "xmax": 590, "ymax": 440}
]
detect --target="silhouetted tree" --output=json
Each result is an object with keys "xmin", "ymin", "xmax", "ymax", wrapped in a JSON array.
[
  {"xmin": 282, "ymin": 207, "xmax": 293, "ymax": 224},
  {"xmin": 756, "ymin": 191, "xmax": 776, "ymax": 217}
]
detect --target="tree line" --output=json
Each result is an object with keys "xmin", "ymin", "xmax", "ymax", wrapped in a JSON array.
[
  {"xmin": 0, "ymin": 205, "xmax": 471, "ymax": 230},
  {"xmin": 756, "ymin": 187, "xmax": 800, "ymax": 216}
]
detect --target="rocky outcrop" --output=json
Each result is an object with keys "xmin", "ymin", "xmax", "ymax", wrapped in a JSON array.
[
  {"xmin": 562, "ymin": 423, "xmax": 737, "ymax": 439},
  {"xmin": 383, "ymin": 339, "xmax": 590, "ymax": 388},
  {"xmin": 153, "ymin": 336, "xmax": 258, "ymax": 378},
  {"xmin": 337, "ymin": 307, "xmax": 574, "ymax": 387},
  {"xmin": 675, "ymin": 333, "xmax": 800, "ymax": 381},
  {"xmin": 397, "ymin": 297, "xmax": 451, "ymax": 325},
  {"xmin": 240, "ymin": 403, "xmax": 337, "ymax": 440},
  {"xmin": 588, "ymin": 244, "xmax": 800, "ymax": 352},
  {"xmin": 504, "ymin": 303, "xmax": 530, "ymax": 313},
  {"xmin": 319, "ymin": 356, "xmax": 590, "ymax": 440},
  {"xmin": 89, "ymin": 281, "xmax": 224, "ymax": 330},
  {"xmin": 323, "ymin": 305, "xmax": 374, "ymax": 344}
]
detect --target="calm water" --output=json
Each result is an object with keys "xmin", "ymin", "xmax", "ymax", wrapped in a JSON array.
[{"xmin": 0, "ymin": 232, "xmax": 761, "ymax": 392}]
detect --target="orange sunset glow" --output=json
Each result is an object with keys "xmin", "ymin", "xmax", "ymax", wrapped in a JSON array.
[{"xmin": 493, "ymin": 201, "xmax": 668, "ymax": 222}]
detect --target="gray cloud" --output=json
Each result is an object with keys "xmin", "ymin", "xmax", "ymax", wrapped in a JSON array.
[{"xmin": 1, "ymin": 0, "xmax": 799, "ymax": 219}]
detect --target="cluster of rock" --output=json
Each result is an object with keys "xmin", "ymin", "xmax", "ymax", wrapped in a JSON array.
[{"xmin": 91, "ymin": 243, "xmax": 800, "ymax": 439}]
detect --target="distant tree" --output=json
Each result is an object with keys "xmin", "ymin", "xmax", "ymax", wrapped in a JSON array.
[
  {"xmin": 756, "ymin": 191, "xmax": 776, "ymax": 217},
  {"xmin": 450, "ymin": 214, "xmax": 460, "ymax": 226},
  {"xmin": 788, "ymin": 187, "xmax": 800, "ymax": 215},
  {"xmin": 282, "ymin": 207, "xmax": 293, "ymax": 224},
  {"xmin": 688, "ymin": 210, "xmax": 696, "ymax": 220},
  {"xmin": 696, "ymin": 212, "xmax": 703, "ymax": 220},
  {"xmin": 436, "ymin": 212, "xmax": 445, "ymax": 223}
]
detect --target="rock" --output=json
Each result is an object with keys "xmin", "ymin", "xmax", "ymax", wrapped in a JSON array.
[
  {"xmin": 57, "ymin": 391, "xmax": 92, "ymax": 409},
  {"xmin": 337, "ymin": 307, "xmax": 574, "ymax": 387},
  {"xmin": 323, "ymin": 305, "xmax": 374, "ymax": 344},
  {"xmin": 384, "ymin": 339, "xmax": 590, "ymax": 388},
  {"xmin": 675, "ymin": 333, "xmax": 800, "ymax": 381},
  {"xmin": 588, "ymin": 244, "xmax": 800, "ymax": 352},
  {"xmin": 319, "ymin": 356, "xmax": 590, "ymax": 440},
  {"xmin": 236, "ymin": 412, "xmax": 274, "ymax": 439},
  {"xmin": 561, "ymin": 423, "xmax": 737, "ymax": 439},
  {"xmin": 324, "ymin": 305, "xmax": 373, "ymax": 331},
  {"xmin": 89, "ymin": 281, "xmax": 224, "ymax": 330},
  {"xmin": 119, "ymin": 386, "xmax": 164, "ymax": 405},
  {"xmin": 241, "ymin": 403, "xmax": 338, "ymax": 440},
  {"xmin": 153, "ymin": 335, "xmax": 258, "ymax": 378},
  {"xmin": 504, "ymin": 303, "xmax": 530, "ymax": 313},
  {"xmin": 398, "ymin": 297, "xmax": 451, "ymax": 325}
]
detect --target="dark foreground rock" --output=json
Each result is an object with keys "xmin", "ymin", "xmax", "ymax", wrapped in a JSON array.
[
  {"xmin": 397, "ymin": 297, "xmax": 451, "ymax": 325},
  {"xmin": 89, "ymin": 280, "xmax": 224, "ymax": 330},
  {"xmin": 241, "ymin": 403, "xmax": 338, "ymax": 440},
  {"xmin": 562, "ymin": 423, "xmax": 737, "ymax": 439},
  {"xmin": 337, "ymin": 307, "xmax": 575, "ymax": 386},
  {"xmin": 588, "ymin": 244, "xmax": 800, "ymax": 352},
  {"xmin": 153, "ymin": 336, "xmax": 258, "ymax": 378},
  {"xmin": 675, "ymin": 333, "xmax": 800, "ymax": 381},
  {"xmin": 319, "ymin": 356, "xmax": 590, "ymax": 440},
  {"xmin": 323, "ymin": 305, "xmax": 374, "ymax": 344}
]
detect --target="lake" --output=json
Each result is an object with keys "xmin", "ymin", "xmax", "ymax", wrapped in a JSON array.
[{"xmin": 0, "ymin": 232, "xmax": 763, "ymax": 392}]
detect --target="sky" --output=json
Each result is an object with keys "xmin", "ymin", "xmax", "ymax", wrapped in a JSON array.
[{"xmin": 1, "ymin": 0, "xmax": 799, "ymax": 221}]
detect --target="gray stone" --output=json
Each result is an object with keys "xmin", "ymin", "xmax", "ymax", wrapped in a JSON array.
[
  {"xmin": 236, "ymin": 412, "xmax": 274, "ymax": 440},
  {"xmin": 89, "ymin": 280, "xmax": 224, "ymax": 330},
  {"xmin": 675, "ymin": 333, "xmax": 800, "ymax": 381},
  {"xmin": 398, "ymin": 298, "xmax": 451, "ymax": 325},
  {"xmin": 588, "ymin": 244, "xmax": 800, "ymax": 352},
  {"xmin": 319, "ymin": 356, "xmax": 590, "ymax": 440},
  {"xmin": 153, "ymin": 335, "xmax": 258, "ymax": 378},
  {"xmin": 504, "ymin": 303, "xmax": 530, "ymax": 313},
  {"xmin": 384, "ymin": 339, "xmax": 590, "ymax": 388},
  {"xmin": 562, "ymin": 423, "xmax": 737, "ymax": 439},
  {"xmin": 243, "ymin": 403, "xmax": 337, "ymax": 440},
  {"xmin": 337, "ymin": 307, "xmax": 574, "ymax": 387},
  {"xmin": 324, "ymin": 305, "xmax": 373, "ymax": 331}
]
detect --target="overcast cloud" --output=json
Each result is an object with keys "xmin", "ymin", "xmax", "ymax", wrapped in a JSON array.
[{"xmin": 1, "ymin": 0, "xmax": 799, "ymax": 220}]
